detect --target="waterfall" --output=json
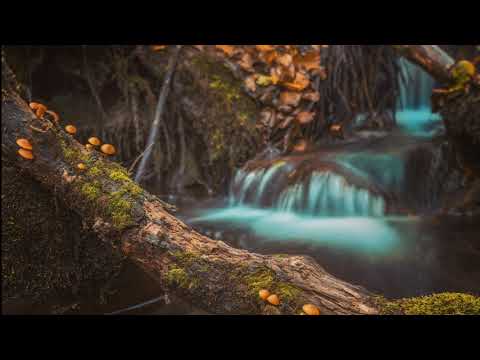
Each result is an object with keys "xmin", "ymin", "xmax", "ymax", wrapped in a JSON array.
[
  {"xmin": 229, "ymin": 165, "xmax": 386, "ymax": 218},
  {"xmin": 396, "ymin": 58, "xmax": 442, "ymax": 136}
]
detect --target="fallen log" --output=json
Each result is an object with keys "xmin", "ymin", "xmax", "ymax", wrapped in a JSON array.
[
  {"xmin": 1, "ymin": 87, "xmax": 380, "ymax": 315},
  {"xmin": 392, "ymin": 45, "xmax": 456, "ymax": 84}
]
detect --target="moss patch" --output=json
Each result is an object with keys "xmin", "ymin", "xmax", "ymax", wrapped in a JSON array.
[
  {"xmin": 243, "ymin": 268, "xmax": 301, "ymax": 304},
  {"xmin": 166, "ymin": 265, "xmax": 199, "ymax": 290},
  {"xmin": 376, "ymin": 293, "xmax": 480, "ymax": 315}
]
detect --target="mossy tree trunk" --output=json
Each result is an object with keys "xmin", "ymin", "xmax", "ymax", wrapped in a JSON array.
[{"xmin": 2, "ymin": 87, "xmax": 379, "ymax": 315}]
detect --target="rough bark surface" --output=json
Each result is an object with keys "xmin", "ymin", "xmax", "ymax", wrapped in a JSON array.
[{"xmin": 2, "ymin": 88, "xmax": 379, "ymax": 315}]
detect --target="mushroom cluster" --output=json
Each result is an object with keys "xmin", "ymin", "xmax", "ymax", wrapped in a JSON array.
[
  {"xmin": 258, "ymin": 289, "xmax": 280, "ymax": 306},
  {"xmin": 16, "ymin": 138, "xmax": 34, "ymax": 160}
]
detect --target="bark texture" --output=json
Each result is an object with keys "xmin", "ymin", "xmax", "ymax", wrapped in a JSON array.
[{"xmin": 2, "ymin": 88, "xmax": 380, "ymax": 315}]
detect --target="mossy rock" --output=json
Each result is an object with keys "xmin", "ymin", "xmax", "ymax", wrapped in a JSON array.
[{"xmin": 376, "ymin": 293, "xmax": 480, "ymax": 315}]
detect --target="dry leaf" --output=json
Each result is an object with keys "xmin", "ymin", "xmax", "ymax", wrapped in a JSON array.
[
  {"xmin": 244, "ymin": 75, "xmax": 257, "ymax": 92},
  {"xmin": 152, "ymin": 45, "xmax": 167, "ymax": 51},
  {"xmin": 215, "ymin": 45, "xmax": 236, "ymax": 57},
  {"xmin": 256, "ymin": 45, "xmax": 275, "ymax": 52},
  {"xmin": 280, "ymin": 92, "xmax": 302, "ymax": 107},
  {"xmin": 296, "ymin": 111, "xmax": 315, "ymax": 125},
  {"xmin": 238, "ymin": 52, "xmax": 254, "ymax": 71},
  {"xmin": 303, "ymin": 91, "xmax": 320, "ymax": 102},
  {"xmin": 294, "ymin": 51, "xmax": 321, "ymax": 71},
  {"xmin": 257, "ymin": 75, "xmax": 273, "ymax": 87},
  {"xmin": 282, "ymin": 71, "xmax": 310, "ymax": 91},
  {"xmin": 276, "ymin": 53, "xmax": 293, "ymax": 68}
]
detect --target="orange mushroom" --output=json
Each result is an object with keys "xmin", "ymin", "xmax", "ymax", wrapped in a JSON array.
[
  {"xmin": 65, "ymin": 125, "xmax": 77, "ymax": 135},
  {"xmin": 302, "ymin": 304, "xmax": 320, "ymax": 316},
  {"xmin": 85, "ymin": 144, "xmax": 94, "ymax": 151},
  {"xmin": 45, "ymin": 110, "xmax": 60, "ymax": 124},
  {"xmin": 259, "ymin": 289, "xmax": 271, "ymax": 301},
  {"xmin": 88, "ymin": 137, "xmax": 102, "ymax": 146},
  {"xmin": 100, "ymin": 144, "xmax": 116, "ymax": 156},
  {"xmin": 77, "ymin": 163, "xmax": 86, "ymax": 171},
  {"xmin": 16, "ymin": 138, "xmax": 33, "ymax": 150},
  {"xmin": 18, "ymin": 148, "xmax": 34, "ymax": 160},
  {"xmin": 29, "ymin": 102, "xmax": 47, "ymax": 118},
  {"xmin": 267, "ymin": 294, "xmax": 280, "ymax": 306}
]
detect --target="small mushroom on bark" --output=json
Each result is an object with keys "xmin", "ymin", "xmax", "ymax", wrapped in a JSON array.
[
  {"xmin": 267, "ymin": 294, "xmax": 280, "ymax": 306},
  {"xmin": 18, "ymin": 148, "xmax": 34, "ymax": 160},
  {"xmin": 100, "ymin": 144, "xmax": 116, "ymax": 156},
  {"xmin": 302, "ymin": 304, "xmax": 321, "ymax": 316},
  {"xmin": 65, "ymin": 125, "xmax": 77, "ymax": 135},
  {"xmin": 259, "ymin": 289, "xmax": 271, "ymax": 301},
  {"xmin": 29, "ymin": 102, "xmax": 47, "ymax": 118},
  {"xmin": 16, "ymin": 138, "xmax": 33, "ymax": 150},
  {"xmin": 88, "ymin": 137, "xmax": 102, "ymax": 146}
]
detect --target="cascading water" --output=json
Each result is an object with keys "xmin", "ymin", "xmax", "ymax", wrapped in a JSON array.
[
  {"xmin": 230, "ymin": 164, "xmax": 386, "ymax": 218},
  {"xmin": 395, "ymin": 58, "xmax": 443, "ymax": 137}
]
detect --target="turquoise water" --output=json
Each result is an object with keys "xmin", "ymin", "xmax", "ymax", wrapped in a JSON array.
[
  {"xmin": 396, "ymin": 59, "xmax": 443, "ymax": 137},
  {"xmin": 190, "ymin": 206, "xmax": 404, "ymax": 255}
]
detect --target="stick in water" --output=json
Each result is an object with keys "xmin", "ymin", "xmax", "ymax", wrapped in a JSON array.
[
  {"xmin": 135, "ymin": 45, "xmax": 183, "ymax": 183},
  {"xmin": 106, "ymin": 296, "xmax": 165, "ymax": 315}
]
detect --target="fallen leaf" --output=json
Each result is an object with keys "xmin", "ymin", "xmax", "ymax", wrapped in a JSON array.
[
  {"xmin": 151, "ymin": 45, "xmax": 167, "ymax": 51},
  {"xmin": 215, "ymin": 45, "xmax": 236, "ymax": 57},
  {"xmin": 276, "ymin": 53, "xmax": 293, "ymax": 68},
  {"xmin": 244, "ymin": 75, "xmax": 257, "ymax": 92},
  {"xmin": 256, "ymin": 45, "xmax": 276, "ymax": 52},
  {"xmin": 294, "ymin": 51, "xmax": 321, "ymax": 71},
  {"xmin": 257, "ymin": 75, "xmax": 273, "ymax": 87},
  {"xmin": 238, "ymin": 52, "xmax": 254, "ymax": 72},
  {"xmin": 303, "ymin": 91, "xmax": 321, "ymax": 102},
  {"xmin": 280, "ymin": 92, "xmax": 302, "ymax": 107},
  {"xmin": 296, "ymin": 111, "xmax": 315, "ymax": 124}
]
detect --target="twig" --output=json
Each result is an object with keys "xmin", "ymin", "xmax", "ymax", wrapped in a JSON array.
[
  {"xmin": 106, "ymin": 296, "xmax": 165, "ymax": 315},
  {"xmin": 134, "ymin": 45, "xmax": 183, "ymax": 183},
  {"xmin": 128, "ymin": 143, "xmax": 154, "ymax": 174}
]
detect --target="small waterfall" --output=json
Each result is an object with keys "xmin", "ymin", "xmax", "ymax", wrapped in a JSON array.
[
  {"xmin": 229, "ymin": 164, "xmax": 386, "ymax": 218},
  {"xmin": 396, "ymin": 59, "xmax": 442, "ymax": 136}
]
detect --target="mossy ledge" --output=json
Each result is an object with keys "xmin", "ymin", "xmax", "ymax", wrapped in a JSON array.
[
  {"xmin": 375, "ymin": 293, "xmax": 480, "ymax": 315},
  {"xmin": 57, "ymin": 130, "xmax": 144, "ymax": 231}
]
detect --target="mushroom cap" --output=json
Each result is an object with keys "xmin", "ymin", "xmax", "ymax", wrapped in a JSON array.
[
  {"xmin": 259, "ymin": 289, "xmax": 271, "ymax": 301},
  {"xmin": 100, "ymin": 144, "xmax": 116, "ymax": 155},
  {"xmin": 16, "ymin": 138, "xmax": 33, "ymax": 150},
  {"xmin": 267, "ymin": 294, "xmax": 280, "ymax": 306},
  {"xmin": 45, "ymin": 110, "xmax": 60, "ymax": 124},
  {"xmin": 18, "ymin": 148, "xmax": 34, "ymax": 160},
  {"xmin": 85, "ymin": 144, "xmax": 94, "ymax": 151},
  {"xmin": 88, "ymin": 137, "xmax": 102, "ymax": 146},
  {"xmin": 65, "ymin": 125, "xmax": 77, "ymax": 135},
  {"xmin": 456, "ymin": 60, "xmax": 476, "ymax": 77},
  {"xmin": 302, "ymin": 304, "xmax": 320, "ymax": 316},
  {"xmin": 29, "ymin": 102, "xmax": 47, "ymax": 118},
  {"xmin": 77, "ymin": 163, "xmax": 86, "ymax": 170}
]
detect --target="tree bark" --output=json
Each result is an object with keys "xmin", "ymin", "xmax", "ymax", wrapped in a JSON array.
[
  {"xmin": 2, "ymin": 88, "xmax": 380, "ymax": 315},
  {"xmin": 392, "ymin": 45, "xmax": 456, "ymax": 84}
]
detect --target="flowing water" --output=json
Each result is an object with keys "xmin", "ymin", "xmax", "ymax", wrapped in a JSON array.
[{"xmin": 176, "ymin": 60, "xmax": 480, "ymax": 299}]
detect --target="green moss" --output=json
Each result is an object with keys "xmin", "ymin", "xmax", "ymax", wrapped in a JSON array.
[
  {"xmin": 376, "ymin": 293, "xmax": 480, "ymax": 315},
  {"xmin": 166, "ymin": 265, "xmax": 199, "ymax": 290},
  {"xmin": 108, "ymin": 168, "xmax": 131, "ymax": 182},
  {"xmin": 87, "ymin": 166, "xmax": 103, "ymax": 177},
  {"xmin": 244, "ymin": 268, "xmax": 301, "ymax": 304},
  {"xmin": 81, "ymin": 182, "xmax": 102, "ymax": 202}
]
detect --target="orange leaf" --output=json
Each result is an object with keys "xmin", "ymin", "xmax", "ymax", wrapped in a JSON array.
[
  {"xmin": 151, "ymin": 45, "xmax": 167, "ymax": 51},
  {"xmin": 256, "ymin": 45, "xmax": 276, "ymax": 52},
  {"xmin": 303, "ymin": 91, "xmax": 320, "ymax": 102},
  {"xmin": 294, "ymin": 51, "xmax": 321, "ymax": 71},
  {"xmin": 282, "ymin": 72, "xmax": 310, "ymax": 91},
  {"xmin": 280, "ymin": 92, "xmax": 302, "ymax": 107},
  {"xmin": 215, "ymin": 45, "xmax": 236, "ymax": 57},
  {"xmin": 276, "ymin": 53, "xmax": 293, "ymax": 68},
  {"xmin": 296, "ymin": 111, "xmax": 315, "ymax": 125},
  {"xmin": 244, "ymin": 75, "xmax": 257, "ymax": 93}
]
